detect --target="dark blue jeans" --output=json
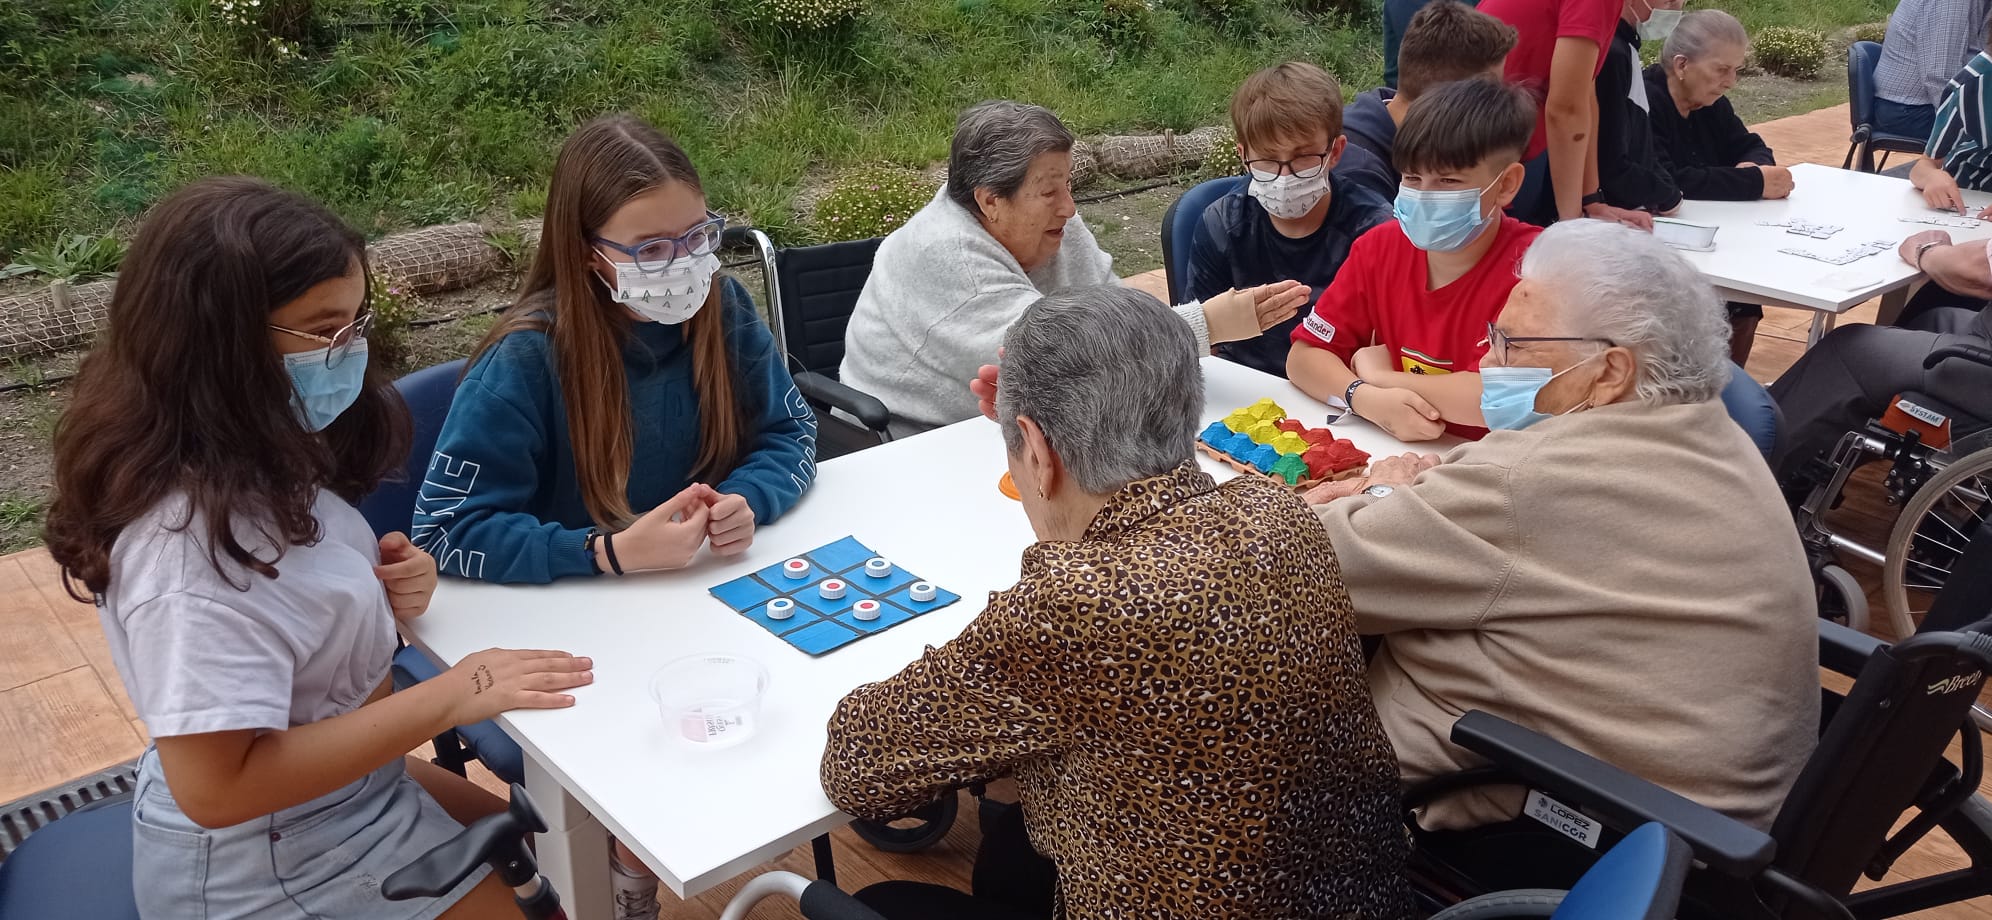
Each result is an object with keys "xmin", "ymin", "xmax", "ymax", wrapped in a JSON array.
[{"xmin": 1873, "ymin": 97, "xmax": 1935, "ymax": 144}]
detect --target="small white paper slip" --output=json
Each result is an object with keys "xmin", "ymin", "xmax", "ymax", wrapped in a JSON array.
[{"xmin": 1899, "ymin": 215, "xmax": 1986, "ymax": 230}]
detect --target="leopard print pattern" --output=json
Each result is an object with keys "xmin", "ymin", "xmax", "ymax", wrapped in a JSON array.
[{"xmin": 822, "ymin": 462, "xmax": 1409, "ymax": 919}]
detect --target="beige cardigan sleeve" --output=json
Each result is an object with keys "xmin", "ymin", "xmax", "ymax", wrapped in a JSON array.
[{"xmin": 1312, "ymin": 454, "xmax": 1524, "ymax": 635}]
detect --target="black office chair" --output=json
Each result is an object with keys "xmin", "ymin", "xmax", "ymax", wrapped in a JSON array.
[
  {"xmin": 1843, "ymin": 41, "xmax": 1930, "ymax": 174},
  {"xmin": 1407, "ymin": 618, "xmax": 1992, "ymax": 919},
  {"xmin": 726, "ymin": 228, "xmax": 895, "ymax": 460}
]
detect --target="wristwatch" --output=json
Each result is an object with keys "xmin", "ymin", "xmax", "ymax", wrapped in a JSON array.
[
  {"xmin": 1362, "ymin": 483, "xmax": 1396, "ymax": 498},
  {"xmin": 1582, "ymin": 190, "xmax": 1607, "ymax": 207},
  {"xmin": 1915, "ymin": 239, "xmax": 1944, "ymax": 270}
]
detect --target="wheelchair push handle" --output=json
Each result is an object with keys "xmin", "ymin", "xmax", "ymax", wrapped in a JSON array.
[
  {"xmin": 1924, "ymin": 343, "xmax": 1992, "ymax": 371},
  {"xmin": 383, "ymin": 783, "xmax": 559, "ymax": 916}
]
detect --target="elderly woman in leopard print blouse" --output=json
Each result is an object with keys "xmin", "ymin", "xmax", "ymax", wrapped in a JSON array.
[{"xmin": 820, "ymin": 286, "xmax": 1409, "ymax": 920}]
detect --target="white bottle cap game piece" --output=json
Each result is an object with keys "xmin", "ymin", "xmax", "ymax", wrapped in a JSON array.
[
  {"xmin": 819, "ymin": 579, "xmax": 846, "ymax": 600},
  {"xmin": 766, "ymin": 598, "xmax": 796, "ymax": 620},
  {"xmin": 852, "ymin": 599, "xmax": 881, "ymax": 621},
  {"xmin": 909, "ymin": 582, "xmax": 936, "ymax": 603},
  {"xmin": 782, "ymin": 558, "xmax": 809, "ymax": 579},
  {"xmin": 864, "ymin": 557, "xmax": 892, "ymax": 578}
]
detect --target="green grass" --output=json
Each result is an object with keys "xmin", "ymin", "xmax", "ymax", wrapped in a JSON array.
[
  {"xmin": 0, "ymin": 492, "xmax": 45, "ymax": 553},
  {"xmin": 0, "ymin": 0, "xmax": 1896, "ymax": 259},
  {"xmin": 0, "ymin": 0, "xmax": 1379, "ymax": 254}
]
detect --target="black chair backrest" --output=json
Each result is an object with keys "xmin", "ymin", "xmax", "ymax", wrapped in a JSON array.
[
  {"xmin": 1769, "ymin": 628, "xmax": 1992, "ymax": 903},
  {"xmin": 773, "ymin": 237, "xmax": 885, "ymax": 379}
]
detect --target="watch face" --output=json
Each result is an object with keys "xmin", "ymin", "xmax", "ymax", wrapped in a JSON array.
[{"xmin": 1364, "ymin": 484, "xmax": 1395, "ymax": 498}]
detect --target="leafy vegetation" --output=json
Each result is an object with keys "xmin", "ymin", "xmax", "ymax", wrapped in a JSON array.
[
  {"xmin": 0, "ymin": 233, "xmax": 127, "ymax": 283},
  {"xmin": 813, "ymin": 166, "xmax": 932, "ymax": 242},
  {"xmin": 1752, "ymin": 26, "xmax": 1829, "ymax": 79}
]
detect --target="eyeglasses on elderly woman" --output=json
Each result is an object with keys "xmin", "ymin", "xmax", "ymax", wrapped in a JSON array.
[{"xmin": 1479, "ymin": 322, "xmax": 1616, "ymax": 366}]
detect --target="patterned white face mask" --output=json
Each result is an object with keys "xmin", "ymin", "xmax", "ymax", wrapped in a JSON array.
[
  {"xmin": 599, "ymin": 251, "xmax": 719, "ymax": 324},
  {"xmin": 1247, "ymin": 170, "xmax": 1332, "ymax": 220}
]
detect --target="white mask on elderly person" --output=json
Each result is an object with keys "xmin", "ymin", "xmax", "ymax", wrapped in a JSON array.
[{"xmin": 1249, "ymin": 171, "xmax": 1332, "ymax": 220}]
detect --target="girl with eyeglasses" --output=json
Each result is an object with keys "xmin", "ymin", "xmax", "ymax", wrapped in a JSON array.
[
  {"xmin": 44, "ymin": 177, "xmax": 592, "ymax": 919},
  {"xmin": 410, "ymin": 113, "xmax": 816, "ymax": 916},
  {"xmin": 412, "ymin": 114, "xmax": 815, "ymax": 589}
]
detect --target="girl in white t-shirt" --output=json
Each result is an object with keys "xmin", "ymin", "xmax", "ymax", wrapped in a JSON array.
[{"xmin": 44, "ymin": 177, "xmax": 593, "ymax": 920}]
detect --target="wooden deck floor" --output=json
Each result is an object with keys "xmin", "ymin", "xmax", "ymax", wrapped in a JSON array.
[{"xmin": 5, "ymin": 103, "xmax": 1989, "ymax": 916}]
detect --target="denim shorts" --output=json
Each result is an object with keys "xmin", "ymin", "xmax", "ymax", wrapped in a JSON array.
[{"xmin": 131, "ymin": 747, "xmax": 491, "ymax": 920}]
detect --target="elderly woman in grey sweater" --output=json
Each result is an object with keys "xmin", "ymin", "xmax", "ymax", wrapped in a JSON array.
[{"xmin": 840, "ymin": 100, "xmax": 1310, "ymax": 437}]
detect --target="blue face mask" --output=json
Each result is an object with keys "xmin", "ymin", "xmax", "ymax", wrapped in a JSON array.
[
  {"xmin": 283, "ymin": 340, "xmax": 369, "ymax": 432},
  {"xmin": 1478, "ymin": 355, "xmax": 1597, "ymax": 431},
  {"xmin": 1393, "ymin": 184, "xmax": 1493, "ymax": 252}
]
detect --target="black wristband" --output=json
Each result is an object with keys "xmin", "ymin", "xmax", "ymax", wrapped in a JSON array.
[
  {"xmin": 1582, "ymin": 190, "xmax": 1607, "ymax": 207},
  {"xmin": 1343, "ymin": 378, "xmax": 1368, "ymax": 419},
  {"xmin": 603, "ymin": 531, "xmax": 625, "ymax": 576}
]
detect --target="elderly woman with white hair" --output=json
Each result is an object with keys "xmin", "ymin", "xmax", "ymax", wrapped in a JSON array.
[
  {"xmin": 823, "ymin": 286, "xmax": 1407, "ymax": 920},
  {"xmin": 1644, "ymin": 9, "xmax": 1789, "ymax": 363},
  {"xmin": 1308, "ymin": 220, "xmax": 1817, "ymax": 868},
  {"xmin": 840, "ymin": 100, "xmax": 1310, "ymax": 438}
]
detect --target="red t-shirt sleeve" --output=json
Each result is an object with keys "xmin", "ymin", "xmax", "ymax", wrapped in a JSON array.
[
  {"xmin": 1557, "ymin": 0, "xmax": 1621, "ymax": 71},
  {"xmin": 1290, "ymin": 230, "xmax": 1378, "ymax": 364}
]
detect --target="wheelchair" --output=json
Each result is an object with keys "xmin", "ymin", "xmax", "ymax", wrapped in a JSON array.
[
  {"xmin": 1406, "ymin": 617, "xmax": 1992, "ymax": 920},
  {"xmin": 1791, "ymin": 343, "xmax": 1992, "ymax": 643}
]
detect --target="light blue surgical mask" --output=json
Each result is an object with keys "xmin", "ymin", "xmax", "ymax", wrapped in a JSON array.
[
  {"xmin": 283, "ymin": 340, "xmax": 369, "ymax": 432},
  {"xmin": 1393, "ymin": 184, "xmax": 1493, "ymax": 252},
  {"xmin": 1636, "ymin": 8, "xmax": 1683, "ymax": 42},
  {"xmin": 1478, "ymin": 354, "xmax": 1598, "ymax": 431}
]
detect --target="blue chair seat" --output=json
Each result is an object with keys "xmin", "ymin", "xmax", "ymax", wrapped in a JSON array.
[
  {"xmin": 1719, "ymin": 362, "xmax": 1781, "ymax": 459},
  {"xmin": 0, "ymin": 798, "xmax": 141, "ymax": 919}
]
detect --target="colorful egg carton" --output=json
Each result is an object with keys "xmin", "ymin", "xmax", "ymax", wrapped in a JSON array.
[{"xmin": 1196, "ymin": 398, "xmax": 1371, "ymax": 488}]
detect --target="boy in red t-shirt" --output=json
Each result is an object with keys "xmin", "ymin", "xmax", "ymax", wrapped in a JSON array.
[{"xmin": 1289, "ymin": 78, "xmax": 1541, "ymax": 442}]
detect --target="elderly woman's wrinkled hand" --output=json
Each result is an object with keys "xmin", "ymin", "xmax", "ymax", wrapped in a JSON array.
[
  {"xmin": 1248, "ymin": 280, "xmax": 1310, "ymax": 331},
  {"xmin": 1899, "ymin": 230, "xmax": 1953, "ymax": 267},
  {"xmin": 1370, "ymin": 452, "xmax": 1441, "ymax": 486}
]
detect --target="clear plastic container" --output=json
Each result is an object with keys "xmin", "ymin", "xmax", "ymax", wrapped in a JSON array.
[{"xmin": 650, "ymin": 654, "xmax": 769, "ymax": 749}]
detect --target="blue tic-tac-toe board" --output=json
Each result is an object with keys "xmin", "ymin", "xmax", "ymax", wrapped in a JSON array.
[{"xmin": 707, "ymin": 536, "xmax": 962, "ymax": 655}]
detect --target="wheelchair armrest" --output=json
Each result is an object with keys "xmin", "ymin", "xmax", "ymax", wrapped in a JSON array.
[
  {"xmin": 795, "ymin": 370, "xmax": 892, "ymax": 434},
  {"xmin": 1924, "ymin": 344, "xmax": 1992, "ymax": 372},
  {"xmin": 1819, "ymin": 618, "xmax": 1885, "ymax": 678},
  {"xmin": 1449, "ymin": 711, "xmax": 1776, "ymax": 877}
]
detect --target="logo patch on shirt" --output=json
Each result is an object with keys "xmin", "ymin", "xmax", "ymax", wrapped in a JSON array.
[
  {"xmin": 1302, "ymin": 313, "xmax": 1336, "ymax": 342},
  {"xmin": 1398, "ymin": 347, "xmax": 1454, "ymax": 376}
]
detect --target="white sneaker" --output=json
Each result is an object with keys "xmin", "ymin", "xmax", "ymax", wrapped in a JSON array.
[{"xmin": 611, "ymin": 856, "xmax": 660, "ymax": 920}]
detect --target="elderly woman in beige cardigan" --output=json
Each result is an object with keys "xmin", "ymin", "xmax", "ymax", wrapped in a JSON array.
[{"xmin": 1310, "ymin": 220, "xmax": 1818, "ymax": 850}]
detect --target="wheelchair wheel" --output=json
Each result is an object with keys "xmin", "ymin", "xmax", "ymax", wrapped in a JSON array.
[
  {"xmin": 1881, "ymin": 444, "xmax": 1992, "ymax": 638},
  {"xmin": 1815, "ymin": 564, "xmax": 1869, "ymax": 634},
  {"xmin": 850, "ymin": 791, "xmax": 959, "ymax": 853},
  {"xmin": 1427, "ymin": 889, "xmax": 1564, "ymax": 919}
]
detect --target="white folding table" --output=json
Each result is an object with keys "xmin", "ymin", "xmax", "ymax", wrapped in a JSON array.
[
  {"xmin": 402, "ymin": 356, "xmax": 1445, "ymax": 918},
  {"xmin": 1669, "ymin": 163, "xmax": 1992, "ymax": 347}
]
